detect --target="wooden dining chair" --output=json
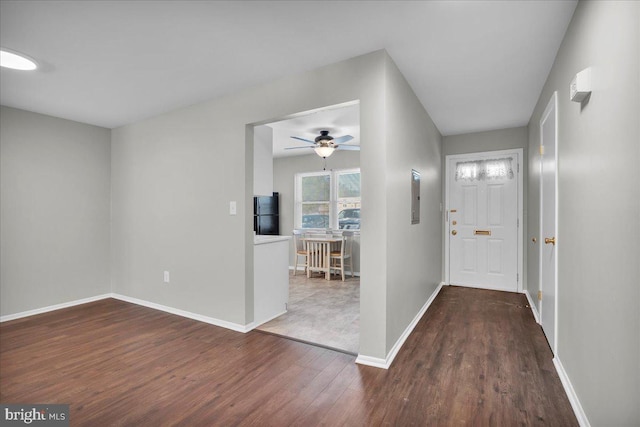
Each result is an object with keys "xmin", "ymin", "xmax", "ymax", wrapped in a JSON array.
[
  {"xmin": 292, "ymin": 230, "xmax": 308, "ymax": 276},
  {"xmin": 330, "ymin": 230, "xmax": 354, "ymax": 281},
  {"xmin": 304, "ymin": 229, "xmax": 330, "ymax": 237}
]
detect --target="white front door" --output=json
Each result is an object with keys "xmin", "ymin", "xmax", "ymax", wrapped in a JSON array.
[
  {"xmin": 447, "ymin": 151, "xmax": 520, "ymax": 292},
  {"xmin": 540, "ymin": 92, "xmax": 558, "ymax": 354}
]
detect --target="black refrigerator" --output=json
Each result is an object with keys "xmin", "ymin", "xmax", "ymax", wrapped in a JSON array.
[{"xmin": 253, "ymin": 192, "xmax": 280, "ymax": 235}]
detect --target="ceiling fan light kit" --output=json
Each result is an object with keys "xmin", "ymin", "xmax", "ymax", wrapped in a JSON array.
[
  {"xmin": 314, "ymin": 145, "xmax": 335, "ymax": 158},
  {"xmin": 285, "ymin": 130, "xmax": 358, "ymax": 158}
]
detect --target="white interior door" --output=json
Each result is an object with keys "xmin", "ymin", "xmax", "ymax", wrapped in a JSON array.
[
  {"xmin": 448, "ymin": 152, "xmax": 519, "ymax": 292},
  {"xmin": 540, "ymin": 92, "xmax": 558, "ymax": 354}
]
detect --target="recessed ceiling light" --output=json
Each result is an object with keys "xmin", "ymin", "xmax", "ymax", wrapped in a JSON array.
[{"xmin": 0, "ymin": 48, "xmax": 38, "ymax": 71}]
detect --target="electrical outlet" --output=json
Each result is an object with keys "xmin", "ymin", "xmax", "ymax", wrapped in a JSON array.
[
  {"xmin": 537, "ymin": 290, "xmax": 542, "ymax": 301},
  {"xmin": 164, "ymin": 271, "xmax": 170, "ymax": 283}
]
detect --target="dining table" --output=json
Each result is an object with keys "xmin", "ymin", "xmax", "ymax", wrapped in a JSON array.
[{"xmin": 301, "ymin": 236, "xmax": 343, "ymax": 280}]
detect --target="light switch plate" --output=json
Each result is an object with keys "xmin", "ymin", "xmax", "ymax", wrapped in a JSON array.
[{"xmin": 229, "ymin": 201, "xmax": 237, "ymax": 215}]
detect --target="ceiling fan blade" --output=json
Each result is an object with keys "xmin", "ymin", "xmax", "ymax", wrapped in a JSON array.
[
  {"xmin": 335, "ymin": 144, "xmax": 360, "ymax": 151},
  {"xmin": 290, "ymin": 136, "xmax": 316, "ymax": 144},
  {"xmin": 333, "ymin": 135, "xmax": 354, "ymax": 144},
  {"xmin": 284, "ymin": 146, "xmax": 314, "ymax": 150}
]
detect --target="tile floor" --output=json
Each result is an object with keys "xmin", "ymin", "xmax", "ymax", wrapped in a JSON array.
[{"xmin": 257, "ymin": 270, "xmax": 359, "ymax": 354}]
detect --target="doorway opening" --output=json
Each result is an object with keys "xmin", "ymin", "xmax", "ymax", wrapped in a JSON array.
[
  {"xmin": 252, "ymin": 101, "xmax": 361, "ymax": 355},
  {"xmin": 444, "ymin": 149, "xmax": 524, "ymax": 293}
]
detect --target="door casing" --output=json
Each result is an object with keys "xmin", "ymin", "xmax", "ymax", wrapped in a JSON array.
[
  {"xmin": 444, "ymin": 148, "xmax": 524, "ymax": 292},
  {"xmin": 539, "ymin": 92, "xmax": 559, "ymax": 355}
]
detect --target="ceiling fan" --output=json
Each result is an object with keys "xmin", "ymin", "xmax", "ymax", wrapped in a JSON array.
[{"xmin": 285, "ymin": 130, "xmax": 359, "ymax": 158}]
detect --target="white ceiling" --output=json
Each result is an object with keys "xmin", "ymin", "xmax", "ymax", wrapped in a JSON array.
[{"xmin": 0, "ymin": 1, "xmax": 577, "ymax": 135}]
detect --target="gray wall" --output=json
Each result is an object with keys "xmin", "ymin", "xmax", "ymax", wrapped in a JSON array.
[
  {"xmin": 273, "ymin": 151, "xmax": 361, "ymax": 272},
  {"xmin": 253, "ymin": 125, "xmax": 273, "ymax": 196},
  {"xmin": 384, "ymin": 55, "xmax": 443, "ymax": 353},
  {"xmin": 1, "ymin": 50, "xmax": 442, "ymax": 362},
  {"xmin": 442, "ymin": 127, "xmax": 529, "ymax": 291},
  {"xmin": 111, "ymin": 50, "xmax": 444, "ymax": 360},
  {"xmin": 0, "ymin": 106, "xmax": 111, "ymax": 316},
  {"xmin": 527, "ymin": 1, "xmax": 639, "ymax": 424},
  {"xmin": 443, "ymin": 126, "xmax": 527, "ymax": 156},
  {"xmin": 111, "ymin": 51, "xmax": 394, "ymax": 358}
]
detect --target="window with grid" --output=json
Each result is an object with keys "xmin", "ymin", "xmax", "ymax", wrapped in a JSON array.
[{"xmin": 295, "ymin": 169, "xmax": 360, "ymax": 230}]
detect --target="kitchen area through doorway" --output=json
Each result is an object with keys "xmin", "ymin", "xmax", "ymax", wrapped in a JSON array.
[{"xmin": 252, "ymin": 102, "xmax": 361, "ymax": 355}]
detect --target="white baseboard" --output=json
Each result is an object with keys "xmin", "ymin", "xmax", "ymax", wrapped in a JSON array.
[
  {"xmin": 523, "ymin": 290, "xmax": 540, "ymax": 324},
  {"xmin": 245, "ymin": 309, "xmax": 287, "ymax": 332},
  {"xmin": 553, "ymin": 357, "xmax": 591, "ymax": 427},
  {"xmin": 356, "ymin": 282, "xmax": 444, "ymax": 369},
  {"xmin": 2, "ymin": 291, "xmax": 278, "ymax": 334},
  {"xmin": 110, "ymin": 293, "xmax": 252, "ymax": 333},
  {"xmin": 354, "ymin": 354, "xmax": 388, "ymax": 369},
  {"xmin": 0, "ymin": 294, "xmax": 112, "ymax": 323}
]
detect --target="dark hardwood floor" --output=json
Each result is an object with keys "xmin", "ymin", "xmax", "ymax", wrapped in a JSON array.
[{"xmin": 0, "ymin": 286, "xmax": 578, "ymax": 426}]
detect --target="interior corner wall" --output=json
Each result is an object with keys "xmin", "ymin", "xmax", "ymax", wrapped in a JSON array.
[
  {"xmin": 441, "ymin": 127, "xmax": 529, "ymax": 292},
  {"xmin": 0, "ymin": 106, "xmax": 112, "ymax": 317},
  {"xmin": 253, "ymin": 125, "xmax": 274, "ymax": 196},
  {"xmin": 527, "ymin": 1, "xmax": 640, "ymax": 424},
  {"xmin": 383, "ymin": 54, "xmax": 443, "ymax": 354},
  {"xmin": 273, "ymin": 151, "xmax": 361, "ymax": 272},
  {"xmin": 111, "ymin": 50, "xmax": 389, "ymax": 359}
]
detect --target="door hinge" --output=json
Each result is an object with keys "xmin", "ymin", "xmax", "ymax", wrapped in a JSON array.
[
  {"xmin": 538, "ymin": 290, "xmax": 543, "ymax": 301},
  {"xmin": 517, "ymin": 218, "xmax": 519, "ymax": 227},
  {"xmin": 517, "ymin": 273, "xmax": 519, "ymax": 282},
  {"xmin": 517, "ymin": 163, "xmax": 520, "ymax": 173},
  {"xmin": 539, "ymin": 145, "xmax": 545, "ymax": 155}
]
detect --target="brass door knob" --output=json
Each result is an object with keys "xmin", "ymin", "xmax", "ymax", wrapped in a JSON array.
[
  {"xmin": 451, "ymin": 230, "xmax": 457, "ymax": 236},
  {"xmin": 544, "ymin": 237, "xmax": 556, "ymax": 245}
]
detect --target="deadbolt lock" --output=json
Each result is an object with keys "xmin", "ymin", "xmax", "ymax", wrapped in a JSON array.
[
  {"xmin": 452, "ymin": 220, "xmax": 457, "ymax": 225},
  {"xmin": 451, "ymin": 230, "xmax": 457, "ymax": 236}
]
